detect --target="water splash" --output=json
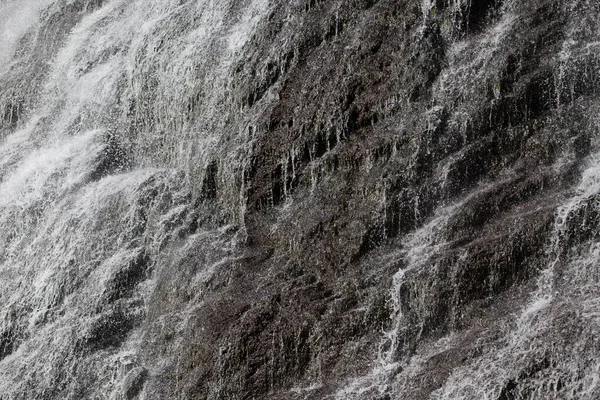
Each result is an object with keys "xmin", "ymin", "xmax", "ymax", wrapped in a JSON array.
[
  {"xmin": 0, "ymin": 0, "xmax": 53, "ymax": 71},
  {"xmin": 432, "ymin": 153, "xmax": 600, "ymax": 399},
  {"xmin": 0, "ymin": 0, "xmax": 270, "ymax": 397}
]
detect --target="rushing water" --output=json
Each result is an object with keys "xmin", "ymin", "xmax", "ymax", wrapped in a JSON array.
[
  {"xmin": 1, "ymin": 0, "xmax": 600, "ymax": 398},
  {"xmin": 0, "ymin": 0, "xmax": 266, "ymax": 397}
]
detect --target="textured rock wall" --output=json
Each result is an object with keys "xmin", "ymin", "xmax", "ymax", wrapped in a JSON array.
[{"xmin": 0, "ymin": 0, "xmax": 599, "ymax": 399}]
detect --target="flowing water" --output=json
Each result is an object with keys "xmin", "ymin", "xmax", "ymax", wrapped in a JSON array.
[
  {"xmin": 1, "ymin": 0, "xmax": 600, "ymax": 399},
  {"xmin": 0, "ymin": 0, "xmax": 262, "ymax": 397}
]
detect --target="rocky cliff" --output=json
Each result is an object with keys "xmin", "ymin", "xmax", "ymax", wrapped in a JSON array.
[{"xmin": 0, "ymin": 0, "xmax": 599, "ymax": 399}]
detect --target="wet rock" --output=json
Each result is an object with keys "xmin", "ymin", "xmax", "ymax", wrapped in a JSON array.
[
  {"xmin": 0, "ymin": 326, "xmax": 18, "ymax": 362},
  {"xmin": 100, "ymin": 249, "xmax": 149, "ymax": 306},
  {"xmin": 88, "ymin": 131, "xmax": 132, "ymax": 182},
  {"xmin": 1, "ymin": 0, "xmax": 600, "ymax": 399},
  {"xmin": 122, "ymin": 367, "xmax": 149, "ymax": 399},
  {"xmin": 78, "ymin": 305, "xmax": 138, "ymax": 352}
]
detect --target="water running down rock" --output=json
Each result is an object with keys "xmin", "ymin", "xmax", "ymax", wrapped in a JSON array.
[{"xmin": 0, "ymin": 0, "xmax": 599, "ymax": 398}]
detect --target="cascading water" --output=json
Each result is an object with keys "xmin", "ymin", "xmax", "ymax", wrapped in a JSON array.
[
  {"xmin": 0, "ymin": 0, "xmax": 263, "ymax": 397},
  {"xmin": 428, "ymin": 150, "xmax": 600, "ymax": 399},
  {"xmin": 1, "ymin": 0, "xmax": 600, "ymax": 399}
]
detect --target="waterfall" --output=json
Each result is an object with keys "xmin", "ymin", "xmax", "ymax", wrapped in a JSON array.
[
  {"xmin": 1, "ymin": 0, "xmax": 600, "ymax": 398},
  {"xmin": 0, "ymin": 0, "xmax": 266, "ymax": 397}
]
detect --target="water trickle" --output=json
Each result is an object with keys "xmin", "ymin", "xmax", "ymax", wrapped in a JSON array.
[{"xmin": 1, "ymin": 0, "xmax": 600, "ymax": 398}]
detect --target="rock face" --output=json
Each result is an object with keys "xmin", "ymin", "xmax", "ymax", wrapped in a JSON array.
[{"xmin": 0, "ymin": 0, "xmax": 599, "ymax": 399}]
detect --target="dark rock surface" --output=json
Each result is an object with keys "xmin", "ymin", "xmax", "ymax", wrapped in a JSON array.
[{"xmin": 0, "ymin": 0, "xmax": 599, "ymax": 399}]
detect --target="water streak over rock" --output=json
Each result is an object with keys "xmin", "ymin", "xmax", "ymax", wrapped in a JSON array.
[{"xmin": 0, "ymin": 0, "xmax": 599, "ymax": 398}]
